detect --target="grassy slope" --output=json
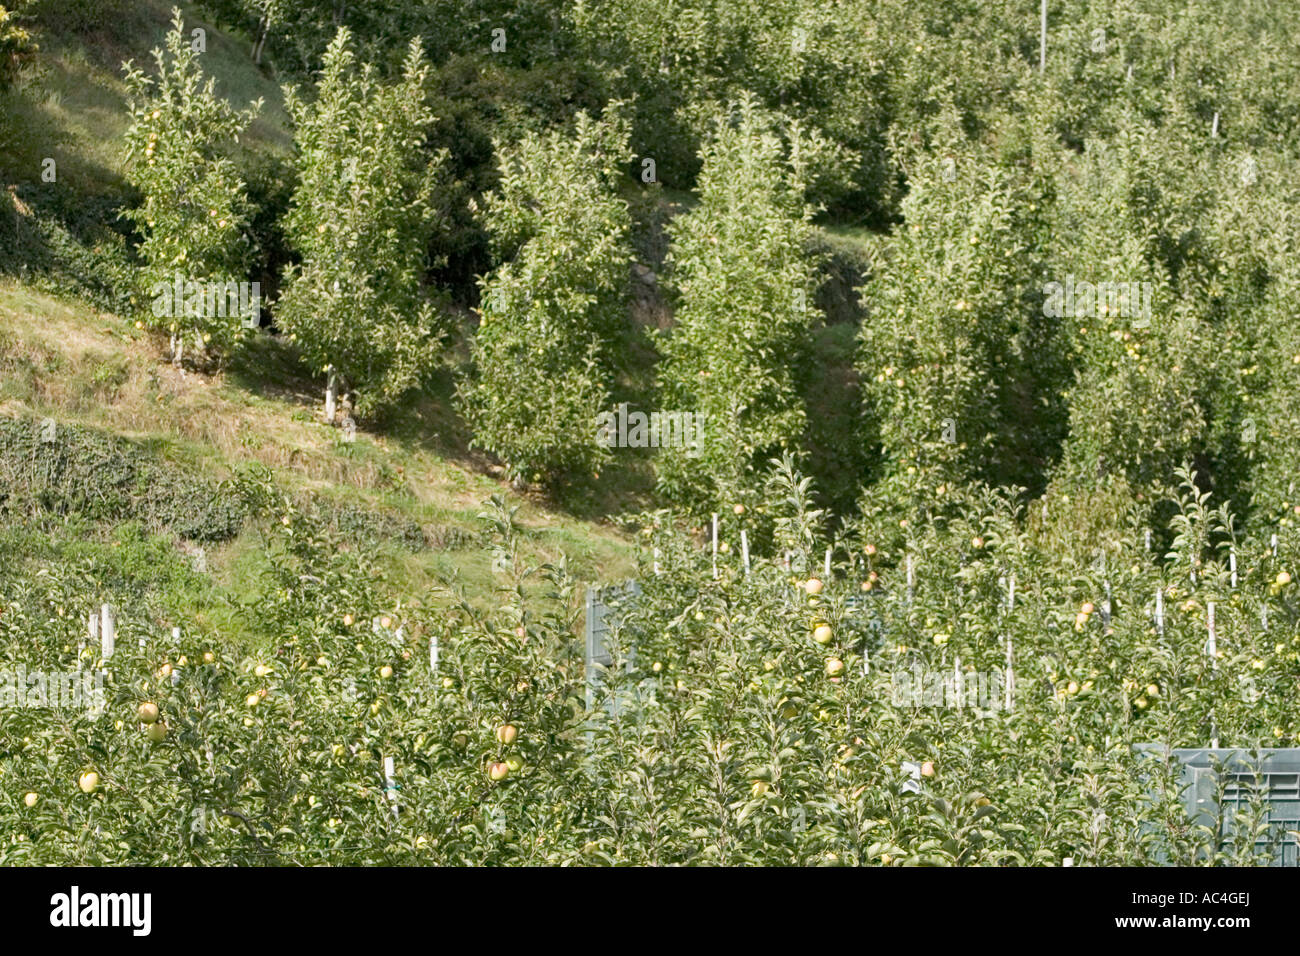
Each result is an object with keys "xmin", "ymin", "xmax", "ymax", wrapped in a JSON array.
[
  {"xmin": 11, "ymin": 0, "xmax": 289, "ymax": 197},
  {"xmin": 0, "ymin": 281, "xmax": 637, "ymax": 609}
]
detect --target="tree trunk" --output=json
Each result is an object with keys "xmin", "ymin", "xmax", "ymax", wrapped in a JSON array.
[{"xmin": 252, "ymin": 15, "xmax": 269, "ymax": 65}]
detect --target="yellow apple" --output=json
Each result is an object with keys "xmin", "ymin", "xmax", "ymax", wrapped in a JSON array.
[
  {"xmin": 812, "ymin": 623, "xmax": 833, "ymax": 644},
  {"xmin": 23, "ymin": 792, "xmax": 38, "ymax": 808},
  {"xmin": 137, "ymin": 701, "xmax": 159, "ymax": 724},
  {"xmin": 496, "ymin": 724, "xmax": 518, "ymax": 745},
  {"xmin": 145, "ymin": 722, "xmax": 167, "ymax": 743},
  {"xmin": 805, "ymin": 578, "xmax": 824, "ymax": 596},
  {"xmin": 380, "ymin": 665, "xmax": 394, "ymax": 679},
  {"xmin": 920, "ymin": 761, "xmax": 935, "ymax": 778},
  {"xmin": 78, "ymin": 771, "xmax": 100, "ymax": 794},
  {"xmin": 825, "ymin": 657, "xmax": 845, "ymax": 678},
  {"xmin": 488, "ymin": 762, "xmax": 509, "ymax": 781}
]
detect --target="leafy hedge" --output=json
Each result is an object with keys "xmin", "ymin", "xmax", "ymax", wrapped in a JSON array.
[{"xmin": 0, "ymin": 417, "xmax": 247, "ymax": 541}]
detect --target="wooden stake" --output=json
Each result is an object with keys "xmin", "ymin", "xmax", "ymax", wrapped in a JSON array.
[
  {"xmin": 740, "ymin": 531, "xmax": 750, "ymax": 573},
  {"xmin": 1229, "ymin": 550, "xmax": 1237, "ymax": 589},
  {"xmin": 1155, "ymin": 588, "xmax": 1164, "ymax": 635},
  {"xmin": 429, "ymin": 633, "xmax": 438, "ymax": 676},
  {"xmin": 824, "ymin": 547, "xmax": 832, "ymax": 578},
  {"xmin": 906, "ymin": 555, "xmax": 915, "ymax": 606}
]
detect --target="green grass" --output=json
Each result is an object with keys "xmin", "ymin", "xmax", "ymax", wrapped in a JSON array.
[
  {"xmin": 8, "ymin": 0, "xmax": 289, "ymax": 196},
  {"xmin": 0, "ymin": 280, "xmax": 638, "ymax": 626}
]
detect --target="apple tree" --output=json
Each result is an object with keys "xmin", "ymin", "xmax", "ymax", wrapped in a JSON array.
[
  {"xmin": 121, "ymin": 8, "xmax": 261, "ymax": 357},
  {"xmin": 457, "ymin": 109, "xmax": 633, "ymax": 486},
  {"xmin": 275, "ymin": 28, "xmax": 448, "ymax": 420},
  {"xmin": 654, "ymin": 95, "xmax": 822, "ymax": 516},
  {"xmin": 855, "ymin": 113, "xmax": 1055, "ymax": 535}
]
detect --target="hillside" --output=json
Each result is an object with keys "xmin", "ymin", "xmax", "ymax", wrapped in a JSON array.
[{"xmin": 0, "ymin": 280, "xmax": 637, "ymax": 631}]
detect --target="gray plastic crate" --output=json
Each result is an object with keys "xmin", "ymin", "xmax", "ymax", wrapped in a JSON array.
[
  {"xmin": 1136, "ymin": 745, "xmax": 1300, "ymax": 866},
  {"xmin": 584, "ymin": 581, "xmax": 641, "ymax": 716}
]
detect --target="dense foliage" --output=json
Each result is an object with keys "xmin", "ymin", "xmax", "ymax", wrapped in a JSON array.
[
  {"xmin": 4, "ymin": 0, "xmax": 1300, "ymax": 866},
  {"xmin": 3, "ymin": 461, "xmax": 1299, "ymax": 864}
]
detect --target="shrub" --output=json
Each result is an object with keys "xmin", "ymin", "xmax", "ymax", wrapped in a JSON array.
[{"xmin": 0, "ymin": 417, "xmax": 246, "ymax": 542}]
